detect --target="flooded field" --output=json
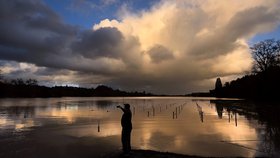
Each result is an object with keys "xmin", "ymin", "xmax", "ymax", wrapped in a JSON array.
[{"xmin": 0, "ymin": 97, "xmax": 279, "ymax": 157}]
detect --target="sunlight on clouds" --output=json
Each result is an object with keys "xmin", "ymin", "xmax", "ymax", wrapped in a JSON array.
[
  {"xmin": 91, "ymin": 0, "xmax": 280, "ymax": 93},
  {"xmin": 0, "ymin": 66, "xmax": 16, "ymax": 74},
  {"xmin": 1, "ymin": 0, "xmax": 280, "ymax": 94},
  {"xmin": 1, "ymin": 62, "xmax": 38, "ymax": 74},
  {"xmin": 19, "ymin": 63, "xmax": 38, "ymax": 72},
  {"xmin": 93, "ymin": 2, "xmax": 175, "ymax": 51},
  {"xmin": 211, "ymin": 40, "xmax": 253, "ymax": 74}
]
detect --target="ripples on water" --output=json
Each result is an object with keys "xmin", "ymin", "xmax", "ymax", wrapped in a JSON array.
[{"xmin": 0, "ymin": 97, "xmax": 279, "ymax": 157}]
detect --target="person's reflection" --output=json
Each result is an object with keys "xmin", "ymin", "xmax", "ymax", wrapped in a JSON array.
[{"xmin": 117, "ymin": 104, "xmax": 132, "ymax": 155}]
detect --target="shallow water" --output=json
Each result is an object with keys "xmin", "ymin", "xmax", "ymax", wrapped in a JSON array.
[{"xmin": 0, "ymin": 97, "xmax": 279, "ymax": 157}]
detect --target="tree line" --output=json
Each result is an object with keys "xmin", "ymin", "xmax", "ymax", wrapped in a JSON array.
[
  {"xmin": 0, "ymin": 76, "xmax": 152, "ymax": 98},
  {"xmin": 211, "ymin": 39, "xmax": 280, "ymax": 101}
]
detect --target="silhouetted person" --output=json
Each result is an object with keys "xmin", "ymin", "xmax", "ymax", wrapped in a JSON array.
[{"xmin": 117, "ymin": 104, "xmax": 132, "ymax": 155}]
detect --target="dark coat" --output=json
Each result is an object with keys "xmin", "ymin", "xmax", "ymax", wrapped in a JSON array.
[{"xmin": 121, "ymin": 109, "xmax": 132, "ymax": 130}]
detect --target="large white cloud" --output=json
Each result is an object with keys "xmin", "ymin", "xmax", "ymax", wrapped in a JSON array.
[{"xmin": 91, "ymin": 0, "xmax": 280, "ymax": 94}]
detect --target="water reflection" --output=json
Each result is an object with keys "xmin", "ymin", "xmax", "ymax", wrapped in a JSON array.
[
  {"xmin": 196, "ymin": 103, "xmax": 204, "ymax": 122},
  {"xmin": 216, "ymin": 103, "xmax": 224, "ymax": 119},
  {"xmin": 211, "ymin": 100, "xmax": 280, "ymax": 156},
  {"xmin": 97, "ymin": 120, "xmax": 100, "ymax": 132},
  {"xmin": 0, "ymin": 97, "xmax": 279, "ymax": 157}
]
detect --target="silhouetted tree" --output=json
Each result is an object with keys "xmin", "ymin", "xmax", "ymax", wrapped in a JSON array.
[
  {"xmin": 213, "ymin": 78, "xmax": 223, "ymax": 97},
  {"xmin": 11, "ymin": 78, "xmax": 25, "ymax": 85},
  {"xmin": 25, "ymin": 79, "xmax": 38, "ymax": 86},
  {"xmin": 224, "ymin": 82, "xmax": 230, "ymax": 88},
  {"xmin": 251, "ymin": 39, "xmax": 280, "ymax": 73},
  {"xmin": 209, "ymin": 39, "xmax": 280, "ymax": 100},
  {"xmin": 215, "ymin": 78, "xmax": 222, "ymax": 90},
  {"xmin": 0, "ymin": 70, "xmax": 153, "ymax": 98}
]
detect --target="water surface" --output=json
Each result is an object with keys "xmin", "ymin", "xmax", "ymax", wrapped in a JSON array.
[{"xmin": 0, "ymin": 97, "xmax": 279, "ymax": 157}]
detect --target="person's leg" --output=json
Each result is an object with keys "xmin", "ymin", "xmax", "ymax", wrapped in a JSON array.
[
  {"xmin": 123, "ymin": 129, "xmax": 132, "ymax": 154},
  {"xmin": 121, "ymin": 129, "xmax": 126, "ymax": 153},
  {"xmin": 128, "ymin": 129, "xmax": 131, "ymax": 151}
]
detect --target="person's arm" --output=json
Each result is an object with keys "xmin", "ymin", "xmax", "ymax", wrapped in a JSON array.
[{"xmin": 117, "ymin": 105, "xmax": 125, "ymax": 112}]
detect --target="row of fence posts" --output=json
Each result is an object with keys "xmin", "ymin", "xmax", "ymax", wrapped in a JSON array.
[
  {"xmin": 173, "ymin": 103, "xmax": 185, "ymax": 119},
  {"xmin": 146, "ymin": 103, "xmax": 178, "ymax": 117},
  {"xmin": 143, "ymin": 102, "xmax": 187, "ymax": 119},
  {"xmin": 96, "ymin": 101, "xmax": 188, "ymax": 132},
  {"xmin": 95, "ymin": 101, "xmax": 239, "ymax": 133}
]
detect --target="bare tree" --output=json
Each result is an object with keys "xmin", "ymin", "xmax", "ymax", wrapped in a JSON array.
[
  {"xmin": 250, "ymin": 39, "xmax": 280, "ymax": 73},
  {"xmin": 26, "ymin": 79, "xmax": 38, "ymax": 86},
  {"xmin": 11, "ymin": 78, "xmax": 25, "ymax": 85}
]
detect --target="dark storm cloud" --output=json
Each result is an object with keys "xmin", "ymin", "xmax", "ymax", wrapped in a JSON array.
[
  {"xmin": 72, "ymin": 27, "xmax": 124, "ymax": 59},
  {"xmin": 0, "ymin": 0, "xmax": 75, "ymax": 51},
  {"xmin": 147, "ymin": 44, "xmax": 174, "ymax": 63},
  {"xmin": 34, "ymin": 67, "xmax": 68, "ymax": 76},
  {"xmin": 0, "ymin": 60, "xmax": 37, "ymax": 80},
  {"xmin": 0, "ymin": 0, "xmax": 78, "ymax": 70},
  {"xmin": 0, "ymin": 0, "xmax": 131, "ymax": 75}
]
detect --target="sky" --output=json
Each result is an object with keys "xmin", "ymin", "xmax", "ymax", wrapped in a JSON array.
[{"xmin": 0, "ymin": 0, "xmax": 280, "ymax": 94}]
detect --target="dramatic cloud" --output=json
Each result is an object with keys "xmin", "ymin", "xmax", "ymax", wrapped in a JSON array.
[
  {"xmin": 0, "ymin": 0, "xmax": 136, "ymax": 75},
  {"xmin": 72, "ymin": 28, "xmax": 124, "ymax": 59},
  {"xmin": 0, "ymin": 0, "xmax": 76, "ymax": 66},
  {"xmin": 1, "ymin": 0, "xmax": 280, "ymax": 94},
  {"xmin": 93, "ymin": 0, "xmax": 280, "ymax": 93},
  {"xmin": 147, "ymin": 45, "xmax": 174, "ymax": 63}
]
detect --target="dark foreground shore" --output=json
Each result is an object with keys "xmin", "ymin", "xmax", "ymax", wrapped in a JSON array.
[
  {"xmin": 103, "ymin": 149, "xmax": 207, "ymax": 158},
  {"xmin": 1, "ymin": 128, "xmax": 205, "ymax": 158}
]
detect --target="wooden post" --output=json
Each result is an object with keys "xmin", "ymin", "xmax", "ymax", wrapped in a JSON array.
[
  {"xmin": 235, "ymin": 112, "xmax": 237, "ymax": 127},
  {"xmin": 98, "ymin": 120, "xmax": 100, "ymax": 132}
]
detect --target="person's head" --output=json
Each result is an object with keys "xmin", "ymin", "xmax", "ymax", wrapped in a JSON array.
[{"xmin": 124, "ymin": 104, "xmax": 130, "ymax": 109}]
